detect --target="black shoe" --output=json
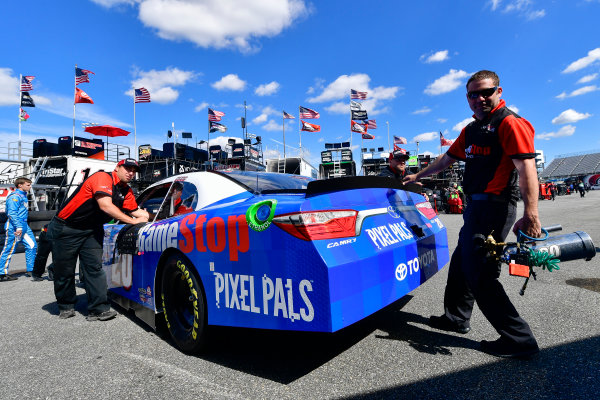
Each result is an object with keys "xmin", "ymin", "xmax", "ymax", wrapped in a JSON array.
[
  {"xmin": 47, "ymin": 266, "xmax": 54, "ymax": 281},
  {"xmin": 24, "ymin": 272, "xmax": 32, "ymax": 277},
  {"xmin": 480, "ymin": 337, "xmax": 539, "ymax": 358},
  {"xmin": 59, "ymin": 309, "xmax": 76, "ymax": 319},
  {"xmin": 31, "ymin": 275, "xmax": 44, "ymax": 282},
  {"xmin": 429, "ymin": 314, "xmax": 471, "ymax": 334},
  {"xmin": 0, "ymin": 274, "xmax": 18, "ymax": 282},
  {"xmin": 86, "ymin": 310, "xmax": 117, "ymax": 321}
]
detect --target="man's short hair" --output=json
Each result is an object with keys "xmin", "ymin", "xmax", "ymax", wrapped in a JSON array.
[
  {"xmin": 466, "ymin": 70, "xmax": 500, "ymax": 89},
  {"xmin": 14, "ymin": 176, "xmax": 32, "ymax": 188}
]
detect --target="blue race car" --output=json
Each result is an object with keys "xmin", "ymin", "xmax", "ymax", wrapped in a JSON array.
[{"xmin": 103, "ymin": 170, "xmax": 449, "ymax": 353}]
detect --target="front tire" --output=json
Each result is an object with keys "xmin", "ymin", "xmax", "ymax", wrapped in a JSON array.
[{"xmin": 161, "ymin": 254, "xmax": 207, "ymax": 353}]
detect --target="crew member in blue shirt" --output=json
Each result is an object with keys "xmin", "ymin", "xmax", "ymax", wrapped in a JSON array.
[{"xmin": 0, "ymin": 177, "xmax": 37, "ymax": 281}]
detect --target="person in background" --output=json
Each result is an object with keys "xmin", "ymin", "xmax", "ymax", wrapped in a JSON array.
[
  {"xmin": 48, "ymin": 158, "xmax": 149, "ymax": 320},
  {"xmin": 404, "ymin": 70, "xmax": 541, "ymax": 358},
  {"xmin": 31, "ymin": 224, "xmax": 54, "ymax": 281},
  {"xmin": 379, "ymin": 148, "xmax": 410, "ymax": 180},
  {"xmin": 0, "ymin": 177, "xmax": 37, "ymax": 282}
]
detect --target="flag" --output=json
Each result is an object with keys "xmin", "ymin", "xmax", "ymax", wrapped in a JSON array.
[
  {"xmin": 20, "ymin": 76, "xmax": 35, "ymax": 91},
  {"xmin": 394, "ymin": 135, "xmax": 407, "ymax": 145},
  {"xmin": 367, "ymin": 120, "xmax": 377, "ymax": 129},
  {"xmin": 362, "ymin": 133, "xmax": 375, "ymax": 140},
  {"xmin": 20, "ymin": 91, "xmax": 35, "ymax": 107},
  {"xmin": 350, "ymin": 89, "xmax": 367, "ymax": 100},
  {"xmin": 440, "ymin": 131, "xmax": 454, "ymax": 146},
  {"xmin": 299, "ymin": 106, "xmax": 320, "ymax": 119},
  {"xmin": 19, "ymin": 108, "xmax": 29, "ymax": 121},
  {"xmin": 350, "ymin": 100, "xmax": 364, "ymax": 111},
  {"xmin": 394, "ymin": 144, "xmax": 401, "ymax": 151},
  {"xmin": 351, "ymin": 110, "xmax": 368, "ymax": 120},
  {"xmin": 283, "ymin": 111, "xmax": 295, "ymax": 119},
  {"xmin": 75, "ymin": 87, "xmax": 94, "ymax": 104},
  {"xmin": 134, "ymin": 87, "xmax": 151, "ymax": 103},
  {"xmin": 209, "ymin": 121, "xmax": 227, "ymax": 133},
  {"xmin": 208, "ymin": 108, "xmax": 225, "ymax": 121},
  {"xmin": 75, "ymin": 67, "xmax": 94, "ymax": 84},
  {"xmin": 301, "ymin": 120, "xmax": 320, "ymax": 132},
  {"xmin": 351, "ymin": 120, "xmax": 367, "ymax": 133}
]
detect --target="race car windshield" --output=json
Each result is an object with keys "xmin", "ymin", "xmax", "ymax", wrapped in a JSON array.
[{"xmin": 217, "ymin": 170, "xmax": 314, "ymax": 194}]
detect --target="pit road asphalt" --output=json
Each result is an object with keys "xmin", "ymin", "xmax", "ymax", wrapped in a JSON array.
[{"xmin": 1, "ymin": 191, "xmax": 599, "ymax": 400}]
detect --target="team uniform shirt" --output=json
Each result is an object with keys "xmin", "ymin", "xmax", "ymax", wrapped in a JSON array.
[
  {"xmin": 5, "ymin": 189, "xmax": 29, "ymax": 230},
  {"xmin": 447, "ymin": 99, "xmax": 535, "ymax": 200},
  {"xmin": 57, "ymin": 171, "xmax": 139, "ymax": 229},
  {"xmin": 378, "ymin": 166, "xmax": 406, "ymax": 180}
]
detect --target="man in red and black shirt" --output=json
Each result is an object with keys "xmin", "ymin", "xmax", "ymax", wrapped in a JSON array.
[
  {"xmin": 48, "ymin": 158, "xmax": 149, "ymax": 321},
  {"xmin": 404, "ymin": 70, "xmax": 541, "ymax": 358}
]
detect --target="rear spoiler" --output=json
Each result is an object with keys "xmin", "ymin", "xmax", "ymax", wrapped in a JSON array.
[{"xmin": 306, "ymin": 176, "xmax": 423, "ymax": 198}]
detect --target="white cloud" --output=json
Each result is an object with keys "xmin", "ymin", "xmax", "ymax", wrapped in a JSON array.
[
  {"xmin": 536, "ymin": 125, "xmax": 576, "ymax": 140},
  {"xmin": 91, "ymin": 0, "xmax": 136, "ymax": 7},
  {"xmin": 577, "ymin": 73, "xmax": 598, "ymax": 84},
  {"xmin": 255, "ymin": 81, "xmax": 280, "ymax": 96},
  {"xmin": 262, "ymin": 119, "xmax": 282, "ymax": 131},
  {"xmin": 212, "ymin": 74, "xmax": 246, "ymax": 91},
  {"xmin": 128, "ymin": 67, "xmax": 197, "ymax": 104},
  {"xmin": 0, "ymin": 68, "xmax": 19, "ymax": 106},
  {"xmin": 424, "ymin": 69, "xmax": 469, "ymax": 96},
  {"xmin": 133, "ymin": 0, "xmax": 310, "ymax": 52},
  {"xmin": 194, "ymin": 101, "xmax": 210, "ymax": 112},
  {"xmin": 494, "ymin": 0, "xmax": 545, "ymax": 20},
  {"xmin": 452, "ymin": 117, "xmax": 475, "ymax": 132},
  {"xmin": 551, "ymin": 109, "xmax": 592, "ymax": 124},
  {"xmin": 507, "ymin": 104, "xmax": 520, "ymax": 113},
  {"xmin": 412, "ymin": 132, "xmax": 438, "ymax": 142},
  {"xmin": 556, "ymin": 85, "xmax": 600, "ymax": 99},
  {"xmin": 412, "ymin": 107, "xmax": 431, "ymax": 115},
  {"xmin": 437, "ymin": 118, "xmax": 448, "ymax": 123},
  {"xmin": 309, "ymin": 73, "xmax": 400, "ymax": 115},
  {"xmin": 420, "ymin": 50, "xmax": 449, "ymax": 63},
  {"xmin": 252, "ymin": 106, "xmax": 277, "ymax": 125},
  {"xmin": 563, "ymin": 48, "xmax": 600, "ymax": 73}
]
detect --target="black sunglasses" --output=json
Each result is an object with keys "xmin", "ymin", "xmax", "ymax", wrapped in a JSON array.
[{"xmin": 467, "ymin": 86, "xmax": 497, "ymax": 99}]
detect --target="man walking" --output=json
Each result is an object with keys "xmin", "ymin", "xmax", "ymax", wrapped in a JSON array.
[
  {"xmin": 404, "ymin": 70, "xmax": 541, "ymax": 358},
  {"xmin": 0, "ymin": 177, "xmax": 37, "ymax": 281},
  {"xmin": 48, "ymin": 159, "xmax": 149, "ymax": 320}
]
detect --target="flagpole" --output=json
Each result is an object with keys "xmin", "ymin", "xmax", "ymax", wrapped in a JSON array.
[
  {"xmin": 207, "ymin": 118, "xmax": 211, "ymax": 169},
  {"xmin": 298, "ymin": 108, "xmax": 302, "ymax": 159},
  {"xmin": 386, "ymin": 121, "xmax": 390, "ymax": 153},
  {"xmin": 133, "ymin": 92, "xmax": 137, "ymax": 160},
  {"xmin": 18, "ymin": 74, "xmax": 22, "ymax": 161},
  {"xmin": 349, "ymin": 92, "xmax": 353, "ymax": 155},
  {"xmin": 282, "ymin": 113, "xmax": 286, "ymax": 158},
  {"xmin": 73, "ymin": 65, "xmax": 77, "ymax": 150}
]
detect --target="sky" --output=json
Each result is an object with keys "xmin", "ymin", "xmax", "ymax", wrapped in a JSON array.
[{"xmin": 1, "ymin": 0, "xmax": 599, "ymax": 170}]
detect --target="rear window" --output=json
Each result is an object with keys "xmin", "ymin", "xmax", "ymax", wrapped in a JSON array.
[{"xmin": 216, "ymin": 170, "xmax": 313, "ymax": 194}]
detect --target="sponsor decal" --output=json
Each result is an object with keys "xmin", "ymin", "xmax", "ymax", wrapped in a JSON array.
[
  {"xmin": 326, "ymin": 238, "xmax": 357, "ymax": 248},
  {"xmin": 365, "ymin": 222, "xmax": 414, "ymax": 250},
  {"xmin": 213, "ymin": 270, "xmax": 314, "ymax": 322},
  {"xmin": 465, "ymin": 144, "xmax": 491, "ymax": 158},
  {"xmin": 387, "ymin": 205, "xmax": 401, "ymax": 218},
  {"xmin": 245, "ymin": 200, "xmax": 277, "ymax": 232},
  {"xmin": 395, "ymin": 257, "xmax": 419, "ymax": 281},
  {"xmin": 138, "ymin": 213, "xmax": 250, "ymax": 262},
  {"xmin": 176, "ymin": 260, "xmax": 201, "ymax": 340},
  {"xmin": 415, "ymin": 201, "xmax": 437, "ymax": 220}
]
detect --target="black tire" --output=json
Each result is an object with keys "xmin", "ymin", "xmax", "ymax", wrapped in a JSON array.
[
  {"xmin": 161, "ymin": 253, "xmax": 207, "ymax": 353},
  {"xmin": 27, "ymin": 210, "xmax": 57, "ymax": 222}
]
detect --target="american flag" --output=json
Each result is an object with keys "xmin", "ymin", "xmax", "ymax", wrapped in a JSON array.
[
  {"xmin": 366, "ymin": 120, "xmax": 377, "ymax": 129},
  {"xmin": 394, "ymin": 135, "xmax": 407, "ymax": 145},
  {"xmin": 350, "ymin": 89, "xmax": 367, "ymax": 100},
  {"xmin": 299, "ymin": 106, "xmax": 320, "ymax": 119},
  {"xmin": 362, "ymin": 133, "xmax": 375, "ymax": 140},
  {"xmin": 208, "ymin": 108, "xmax": 225, "ymax": 121},
  {"xmin": 20, "ymin": 76, "xmax": 35, "ymax": 91},
  {"xmin": 75, "ymin": 67, "xmax": 94, "ymax": 84},
  {"xmin": 440, "ymin": 131, "xmax": 454, "ymax": 146},
  {"xmin": 134, "ymin": 88, "xmax": 151, "ymax": 103},
  {"xmin": 283, "ymin": 111, "xmax": 295, "ymax": 119}
]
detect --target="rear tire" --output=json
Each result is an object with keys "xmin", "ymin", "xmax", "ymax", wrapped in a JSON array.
[{"xmin": 160, "ymin": 253, "xmax": 207, "ymax": 353}]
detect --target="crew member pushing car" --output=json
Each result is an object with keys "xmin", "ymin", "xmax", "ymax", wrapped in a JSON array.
[{"xmin": 48, "ymin": 158, "xmax": 149, "ymax": 320}]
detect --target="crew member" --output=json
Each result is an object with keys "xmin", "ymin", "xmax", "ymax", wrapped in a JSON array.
[
  {"xmin": 379, "ymin": 148, "xmax": 410, "ymax": 180},
  {"xmin": 171, "ymin": 182, "xmax": 193, "ymax": 216},
  {"xmin": 0, "ymin": 177, "xmax": 37, "ymax": 281},
  {"xmin": 404, "ymin": 70, "xmax": 541, "ymax": 358},
  {"xmin": 48, "ymin": 158, "xmax": 149, "ymax": 320}
]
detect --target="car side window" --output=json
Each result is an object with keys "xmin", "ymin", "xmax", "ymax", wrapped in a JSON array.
[{"xmin": 156, "ymin": 181, "xmax": 198, "ymax": 220}]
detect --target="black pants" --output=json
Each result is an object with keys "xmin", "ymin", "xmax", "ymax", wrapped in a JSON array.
[
  {"xmin": 442, "ymin": 199, "xmax": 537, "ymax": 347},
  {"xmin": 47, "ymin": 218, "xmax": 109, "ymax": 314},
  {"xmin": 32, "ymin": 229, "xmax": 52, "ymax": 277}
]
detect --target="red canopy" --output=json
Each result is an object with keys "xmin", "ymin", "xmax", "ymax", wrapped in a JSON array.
[{"xmin": 84, "ymin": 125, "xmax": 130, "ymax": 137}]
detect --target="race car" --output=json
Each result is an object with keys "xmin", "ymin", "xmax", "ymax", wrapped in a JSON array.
[{"xmin": 102, "ymin": 171, "xmax": 450, "ymax": 353}]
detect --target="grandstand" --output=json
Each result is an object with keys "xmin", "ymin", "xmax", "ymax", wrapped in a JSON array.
[{"xmin": 540, "ymin": 151, "xmax": 600, "ymax": 180}]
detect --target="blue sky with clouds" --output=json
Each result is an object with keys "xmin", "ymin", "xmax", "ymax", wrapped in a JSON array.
[{"xmin": 1, "ymin": 0, "xmax": 599, "ymax": 168}]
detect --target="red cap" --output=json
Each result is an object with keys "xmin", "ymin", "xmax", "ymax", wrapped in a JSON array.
[{"xmin": 116, "ymin": 158, "xmax": 140, "ymax": 171}]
